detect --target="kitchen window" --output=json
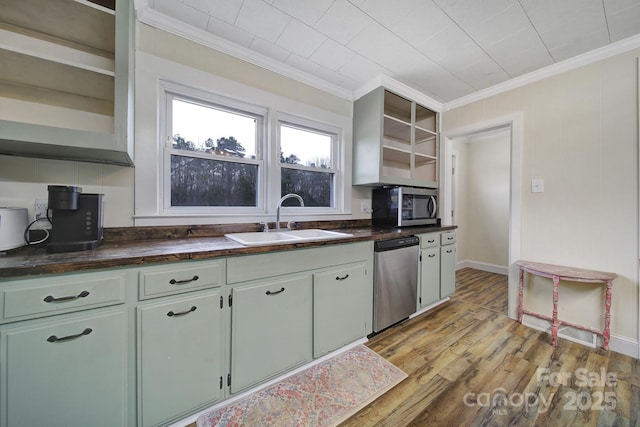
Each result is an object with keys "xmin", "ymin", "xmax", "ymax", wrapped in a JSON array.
[
  {"xmin": 278, "ymin": 117, "xmax": 340, "ymax": 209},
  {"xmin": 151, "ymin": 79, "xmax": 349, "ymax": 223},
  {"xmin": 163, "ymin": 88, "xmax": 265, "ymax": 212}
]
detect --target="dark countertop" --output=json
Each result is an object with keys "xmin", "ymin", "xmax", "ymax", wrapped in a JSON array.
[{"xmin": 0, "ymin": 222, "xmax": 456, "ymax": 279}]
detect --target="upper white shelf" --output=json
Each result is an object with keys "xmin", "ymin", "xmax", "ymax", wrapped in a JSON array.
[{"xmin": 0, "ymin": 24, "xmax": 115, "ymax": 76}]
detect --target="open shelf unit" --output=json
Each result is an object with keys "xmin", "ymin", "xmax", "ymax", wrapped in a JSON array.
[
  {"xmin": 353, "ymin": 86, "xmax": 439, "ymax": 187},
  {"xmin": 0, "ymin": 0, "xmax": 133, "ymax": 165}
]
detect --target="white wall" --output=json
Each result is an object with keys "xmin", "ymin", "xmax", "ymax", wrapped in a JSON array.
[
  {"xmin": 0, "ymin": 155, "xmax": 134, "ymax": 227},
  {"xmin": 443, "ymin": 49, "xmax": 639, "ymax": 354},
  {"xmin": 454, "ymin": 130, "xmax": 510, "ymax": 270},
  {"xmin": 134, "ymin": 23, "xmax": 370, "ymax": 226},
  {"xmin": 0, "ymin": 23, "xmax": 372, "ymax": 228}
]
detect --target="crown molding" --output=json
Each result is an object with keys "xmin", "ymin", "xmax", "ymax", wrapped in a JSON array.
[
  {"xmin": 134, "ymin": 1, "xmax": 640, "ymax": 111},
  {"xmin": 444, "ymin": 33, "xmax": 640, "ymax": 111},
  {"xmin": 354, "ymin": 75, "xmax": 445, "ymax": 112},
  {"xmin": 134, "ymin": 2, "xmax": 353, "ymax": 101}
]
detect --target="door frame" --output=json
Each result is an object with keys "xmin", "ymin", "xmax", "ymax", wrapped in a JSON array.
[{"xmin": 441, "ymin": 113, "xmax": 523, "ymax": 320}]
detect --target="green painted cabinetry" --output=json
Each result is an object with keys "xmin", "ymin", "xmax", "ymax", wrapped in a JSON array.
[
  {"xmin": 230, "ymin": 274, "xmax": 313, "ymax": 393},
  {"xmin": 440, "ymin": 232, "xmax": 457, "ymax": 298},
  {"xmin": 417, "ymin": 230, "xmax": 457, "ymax": 308},
  {"xmin": 137, "ymin": 291, "xmax": 225, "ymax": 427},
  {"xmin": 0, "ymin": 308, "xmax": 128, "ymax": 427},
  {"xmin": 419, "ymin": 246, "xmax": 441, "ymax": 309},
  {"xmin": 0, "ymin": 241, "xmax": 374, "ymax": 426},
  {"xmin": 313, "ymin": 262, "xmax": 368, "ymax": 358},
  {"xmin": 227, "ymin": 242, "xmax": 373, "ymax": 394},
  {"xmin": 0, "ymin": 0, "xmax": 134, "ymax": 165},
  {"xmin": 353, "ymin": 86, "xmax": 439, "ymax": 187}
]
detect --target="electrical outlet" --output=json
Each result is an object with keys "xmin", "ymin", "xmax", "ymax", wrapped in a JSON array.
[
  {"xmin": 34, "ymin": 199, "xmax": 48, "ymax": 220},
  {"xmin": 360, "ymin": 201, "xmax": 372, "ymax": 213}
]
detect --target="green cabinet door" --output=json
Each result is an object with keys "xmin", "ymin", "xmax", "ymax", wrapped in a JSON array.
[
  {"xmin": 1, "ymin": 309, "xmax": 127, "ymax": 427},
  {"xmin": 313, "ymin": 262, "xmax": 368, "ymax": 358},
  {"xmin": 138, "ymin": 291, "xmax": 224, "ymax": 427},
  {"xmin": 440, "ymin": 244, "xmax": 457, "ymax": 298},
  {"xmin": 231, "ymin": 274, "xmax": 312, "ymax": 393},
  {"xmin": 419, "ymin": 248, "xmax": 440, "ymax": 309}
]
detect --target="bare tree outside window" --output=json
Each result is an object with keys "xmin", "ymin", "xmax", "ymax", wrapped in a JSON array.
[
  {"xmin": 279, "ymin": 123, "xmax": 336, "ymax": 207},
  {"xmin": 169, "ymin": 98, "xmax": 261, "ymax": 207}
]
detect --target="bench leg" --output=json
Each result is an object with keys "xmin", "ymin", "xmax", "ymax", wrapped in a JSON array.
[
  {"xmin": 603, "ymin": 280, "xmax": 613, "ymax": 351},
  {"xmin": 552, "ymin": 275, "xmax": 559, "ymax": 347},
  {"xmin": 518, "ymin": 268, "xmax": 524, "ymax": 323}
]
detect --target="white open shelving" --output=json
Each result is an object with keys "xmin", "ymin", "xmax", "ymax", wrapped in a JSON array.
[{"xmin": 0, "ymin": 0, "xmax": 133, "ymax": 165}]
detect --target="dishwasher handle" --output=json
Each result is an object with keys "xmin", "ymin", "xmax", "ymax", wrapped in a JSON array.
[{"xmin": 374, "ymin": 236, "xmax": 419, "ymax": 252}]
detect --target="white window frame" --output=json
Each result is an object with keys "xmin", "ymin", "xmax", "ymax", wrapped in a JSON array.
[
  {"xmin": 275, "ymin": 113, "xmax": 344, "ymax": 215},
  {"xmin": 160, "ymin": 81, "xmax": 267, "ymax": 216}
]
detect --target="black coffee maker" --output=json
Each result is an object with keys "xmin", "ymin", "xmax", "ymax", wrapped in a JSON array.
[{"xmin": 47, "ymin": 185, "xmax": 104, "ymax": 253}]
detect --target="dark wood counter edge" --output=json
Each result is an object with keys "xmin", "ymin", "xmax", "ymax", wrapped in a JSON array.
[{"xmin": 0, "ymin": 224, "xmax": 457, "ymax": 279}]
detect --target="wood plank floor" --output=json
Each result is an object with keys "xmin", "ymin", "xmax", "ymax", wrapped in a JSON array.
[{"xmin": 340, "ymin": 268, "xmax": 640, "ymax": 427}]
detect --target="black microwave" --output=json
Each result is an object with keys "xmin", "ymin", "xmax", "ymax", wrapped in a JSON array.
[{"xmin": 372, "ymin": 186, "xmax": 438, "ymax": 227}]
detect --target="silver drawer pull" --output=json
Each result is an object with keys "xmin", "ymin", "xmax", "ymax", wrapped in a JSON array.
[
  {"xmin": 43, "ymin": 290, "xmax": 90, "ymax": 303},
  {"xmin": 428, "ymin": 254, "xmax": 436, "ymax": 258},
  {"xmin": 266, "ymin": 287, "xmax": 285, "ymax": 296},
  {"xmin": 169, "ymin": 275, "xmax": 199, "ymax": 285},
  {"xmin": 336, "ymin": 274, "xmax": 350, "ymax": 281},
  {"xmin": 447, "ymin": 237, "xmax": 454, "ymax": 240},
  {"xmin": 47, "ymin": 328, "xmax": 92, "ymax": 343},
  {"xmin": 446, "ymin": 249, "xmax": 454, "ymax": 253},
  {"xmin": 167, "ymin": 306, "xmax": 197, "ymax": 317},
  {"xmin": 427, "ymin": 239, "xmax": 435, "ymax": 243}
]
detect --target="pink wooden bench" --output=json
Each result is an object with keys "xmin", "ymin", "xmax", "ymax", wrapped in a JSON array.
[{"xmin": 516, "ymin": 260, "xmax": 618, "ymax": 351}]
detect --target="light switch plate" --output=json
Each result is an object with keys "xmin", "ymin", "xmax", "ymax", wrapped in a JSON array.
[{"xmin": 531, "ymin": 178, "xmax": 544, "ymax": 193}]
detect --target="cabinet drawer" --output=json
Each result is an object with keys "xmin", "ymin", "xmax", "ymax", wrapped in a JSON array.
[
  {"xmin": 419, "ymin": 233, "xmax": 439, "ymax": 248},
  {"xmin": 441, "ymin": 231, "xmax": 456, "ymax": 246},
  {"xmin": 1, "ymin": 272, "xmax": 126, "ymax": 323},
  {"xmin": 139, "ymin": 260, "xmax": 224, "ymax": 300}
]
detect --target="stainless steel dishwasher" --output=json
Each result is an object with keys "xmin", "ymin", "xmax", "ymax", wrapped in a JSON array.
[{"xmin": 373, "ymin": 236, "xmax": 419, "ymax": 333}]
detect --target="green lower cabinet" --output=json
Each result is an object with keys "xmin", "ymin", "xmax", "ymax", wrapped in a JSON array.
[
  {"xmin": 1, "ymin": 309, "xmax": 127, "ymax": 427},
  {"xmin": 419, "ymin": 248, "xmax": 441, "ymax": 309},
  {"xmin": 138, "ymin": 291, "xmax": 224, "ymax": 427},
  {"xmin": 313, "ymin": 262, "xmax": 368, "ymax": 358},
  {"xmin": 440, "ymin": 244, "xmax": 457, "ymax": 298},
  {"xmin": 230, "ymin": 274, "xmax": 312, "ymax": 393}
]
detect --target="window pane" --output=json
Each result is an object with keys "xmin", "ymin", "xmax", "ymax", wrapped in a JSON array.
[
  {"xmin": 171, "ymin": 155, "xmax": 257, "ymax": 207},
  {"xmin": 280, "ymin": 125, "xmax": 331, "ymax": 168},
  {"xmin": 281, "ymin": 168, "xmax": 333, "ymax": 207},
  {"xmin": 172, "ymin": 99, "xmax": 257, "ymax": 159}
]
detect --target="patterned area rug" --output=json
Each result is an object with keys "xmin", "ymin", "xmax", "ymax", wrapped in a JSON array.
[{"xmin": 196, "ymin": 345, "xmax": 407, "ymax": 427}]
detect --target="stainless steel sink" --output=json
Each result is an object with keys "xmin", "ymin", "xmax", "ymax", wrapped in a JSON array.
[{"xmin": 225, "ymin": 229, "xmax": 353, "ymax": 246}]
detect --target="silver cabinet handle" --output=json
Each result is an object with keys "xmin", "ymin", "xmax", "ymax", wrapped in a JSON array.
[
  {"xmin": 47, "ymin": 328, "xmax": 92, "ymax": 343},
  {"xmin": 336, "ymin": 274, "xmax": 349, "ymax": 281},
  {"xmin": 43, "ymin": 290, "xmax": 90, "ymax": 303},
  {"xmin": 266, "ymin": 287, "xmax": 285, "ymax": 296},
  {"xmin": 169, "ymin": 275, "xmax": 199, "ymax": 285},
  {"xmin": 428, "ymin": 253, "xmax": 436, "ymax": 258}
]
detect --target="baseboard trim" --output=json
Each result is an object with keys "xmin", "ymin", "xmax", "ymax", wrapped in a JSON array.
[
  {"xmin": 521, "ymin": 316, "xmax": 639, "ymax": 359},
  {"xmin": 609, "ymin": 334, "xmax": 640, "ymax": 359},
  {"xmin": 457, "ymin": 259, "xmax": 509, "ymax": 275}
]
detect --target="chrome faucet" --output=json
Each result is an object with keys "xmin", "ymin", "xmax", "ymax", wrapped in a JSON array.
[{"xmin": 276, "ymin": 193, "xmax": 304, "ymax": 230}]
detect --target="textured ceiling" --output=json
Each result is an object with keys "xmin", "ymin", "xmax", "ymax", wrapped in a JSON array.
[{"xmin": 139, "ymin": 0, "xmax": 640, "ymax": 104}]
